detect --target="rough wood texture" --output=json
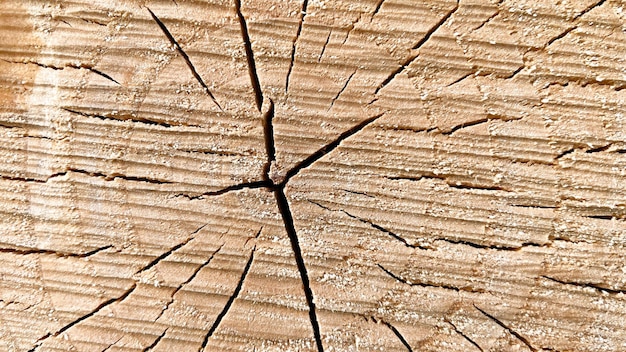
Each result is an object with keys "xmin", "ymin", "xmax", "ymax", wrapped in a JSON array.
[{"xmin": 1, "ymin": 0, "xmax": 625, "ymax": 351}]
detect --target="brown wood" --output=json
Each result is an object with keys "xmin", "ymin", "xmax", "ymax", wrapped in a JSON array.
[{"xmin": 1, "ymin": 0, "xmax": 625, "ymax": 351}]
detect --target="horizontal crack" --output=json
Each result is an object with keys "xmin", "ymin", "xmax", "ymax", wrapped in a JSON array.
[
  {"xmin": 377, "ymin": 263, "xmax": 482, "ymax": 293},
  {"xmin": 541, "ymin": 275, "xmax": 626, "ymax": 295},
  {"xmin": 0, "ymin": 245, "xmax": 112, "ymax": 258},
  {"xmin": 174, "ymin": 180, "xmax": 272, "ymax": 200}
]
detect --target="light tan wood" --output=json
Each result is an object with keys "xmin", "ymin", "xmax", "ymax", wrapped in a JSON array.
[{"xmin": 1, "ymin": 0, "xmax": 625, "ymax": 351}]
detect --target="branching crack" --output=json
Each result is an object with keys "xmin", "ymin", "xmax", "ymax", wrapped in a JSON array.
[
  {"xmin": 446, "ymin": 319, "xmax": 484, "ymax": 352},
  {"xmin": 327, "ymin": 70, "xmax": 357, "ymax": 111},
  {"xmin": 200, "ymin": 247, "xmax": 255, "ymax": 351},
  {"xmin": 377, "ymin": 264, "xmax": 480, "ymax": 292},
  {"xmin": 147, "ymin": 7, "xmax": 223, "ymax": 111},
  {"xmin": 541, "ymin": 275, "xmax": 626, "ymax": 295},
  {"xmin": 155, "ymin": 245, "xmax": 224, "ymax": 322},
  {"xmin": 474, "ymin": 305, "xmax": 537, "ymax": 352},
  {"xmin": 0, "ymin": 245, "xmax": 112, "ymax": 258},
  {"xmin": 382, "ymin": 320, "xmax": 413, "ymax": 351},
  {"xmin": 234, "ymin": 0, "xmax": 263, "ymax": 111},
  {"xmin": 285, "ymin": 0, "xmax": 309, "ymax": 93}
]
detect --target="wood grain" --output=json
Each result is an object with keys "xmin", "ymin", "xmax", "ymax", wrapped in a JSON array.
[{"xmin": 0, "ymin": 0, "xmax": 625, "ymax": 351}]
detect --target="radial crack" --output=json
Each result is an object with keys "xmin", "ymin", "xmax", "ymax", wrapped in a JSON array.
[
  {"xmin": 318, "ymin": 30, "xmax": 331, "ymax": 62},
  {"xmin": 135, "ymin": 223, "xmax": 208, "ymax": 275},
  {"xmin": 262, "ymin": 99, "xmax": 276, "ymax": 181},
  {"xmin": 1, "ymin": 59, "xmax": 120, "ymax": 85},
  {"xmin": 474, "ymin": 305, "xmax": 537, "ymax": 352},
  {"xmin": 147, "ymin": 7, "xmax": 223, "ymax": 111},
  {"xmin": 374, "ymin": 0, "xmax": 460, "ymax": 95},
  {"xmin": 234, "ymin": 0, "xmax": 263, "ymax": 111},
  {"xmin": 281, "ymin": 113, "xmax": 384, "ymax": 184},
  {"xmin": 31, "ymin": 283, "xmax": 137, "ymax": 351},
  {"xmin": 275, "ymin": 188, "xmax": 324, "ymax": 352},
  {"xmin": 446, "ymin": 319, "xmax": 484, "ymax": 351},
  {"xmin": 0, "ymin": 245, "xmax": 112, "ymax": 258},
  {"xmin": 63, "ymin": 107, "xmax": 180, "ymax": 128},
  {"xmin": 339, "ymin": 208, "xmax": 428, "ymax": 250},
  {"xmin": 143, "ymin": 328, "xmax": 168, "ymax": 352},
  {"xmin": 200, "ymin": 247, "xmax": 255, "ymax": 351},
  {"xmin": 327, "ymin": 70, "xmax": 356, "ymax": 111},
  {"xmin": 155, "ymin": 245, "xmax": 224, "ymax": 322},
  {"xmin": 382, "ymin": 320, "xmax": 413, "ymax": 351},
  {"xmin": 372, "ymin": 0, "xmax": 386, "ymax": 17},
  {"xmin": 285, "ymin": 0, "xmax": 309, "ymax": 93},
  {"xmin": 377, "ymin": 264, "xmax": 478, "ymax": 292},
  {"xmin": 175, "ymin": 180, "xmax": 273, "ymax": 200},
  {"xmin": 541, "ymin": 275, "xmax": 626, "ymax": 295}
]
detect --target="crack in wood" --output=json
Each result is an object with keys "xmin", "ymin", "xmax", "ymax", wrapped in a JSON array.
[
  {"xmin": 147, "ymin": 7, "xmax": 223, "ymax": 111},
  {"xmin": 280, "ymin": 113, "xmax": 384, "ymax": 185},
  {"xmin": 63, "ymin": 107, "xmax": 188, "ymax": 128},
  {"xmin": 30, "ymin": 283, "xmax": 137, "ymax": 351},
  {"xmin": 0, "ymin": 245, "xmax": 112, "ymax": 258},
  {"xmin": 275, "ymin": 188, "xmax": 325, "ymax": 351},
  {"xmin": 377, "ymin": 263, "xmax": 482, "ymax": 293},
  {"xmin": 154, "ymin": 244, "xmax": 224, "ymax": 322},
  {"xmin": 174, "ymin": 180, "xmax": 273, "ymax": 200},
  {"xmin": 143, "ymin": 328, "xmax": 168, "ymax": 352},
  {"xmin": 234, "ymin": 0, "xmax": 263, "ymax": 112},
  {"xmin": 1, "ymin": 59, "xmax": 120, "ymax": 85},
  {"xmin": 318, "ymin": 30, "xmax": 331, "ymax": 62},
  {"xmin": 473, "ymin": 304, "xmax": 537, "ymax": 352},
  {"xmin": 285, "ymin": 0, "xmax": 309, "ymax": 94},
  {"xmin": 541, "ymin": 275, "xmax": 626, "ymax": 295},
  {"xmin": 327, "ymin": 69, "xmax": 357, "ymax": 112},
  {"xmin": 382, "ymin": 320, "xmax": 413, "ymax": 351},
  {"xmin": 374, "ymin": 0, "xmax": 460, "ymax": 95},
  {"xmin": 135, "ymin": 223, "xmax": 208, "ymax": 275},
  {"xmin": 200, "ymin": 247, "xmax": 255, "ymax": 351},
  {"xmin": 445, "ymin": 319, "xmax": 484, "ymax": 352}
]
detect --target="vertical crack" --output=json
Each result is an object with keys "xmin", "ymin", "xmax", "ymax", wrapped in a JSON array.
[
  {"xmin": 147, "ymin": 7, "xmax": 223, "ymax": 111},
  {"xmin": 262, "ymin": 99, "xmax": 276, "ymax": 181},
  {"xmin": 318, "ymin": 30, "xmax": 332, "ymax": 62},
  {"xmin": 274, "ymin": 187, "xmax": 324, "ymax": 352},
  {"xmin": 382, "ymin": 320, "xmax": 413, "ymax": 351},
  {"xmin": 474, "ymin": 305, "xmax": 537, "ymax": 352},
  {"xmin": 200, "ymin": 247, "xmax": 256, "ymax": 351},
  {"xmin": 234, "ymin": 0, "xmax": 264, "ymax": 112},
  {"xmin": 285, "ymin": 0, "xmax": 309, "ymax": 94}
]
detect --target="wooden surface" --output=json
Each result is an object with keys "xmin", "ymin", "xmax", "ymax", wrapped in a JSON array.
[{"xmin": 1, "ymin": 0, "xmax": 625, "ymax": 351}]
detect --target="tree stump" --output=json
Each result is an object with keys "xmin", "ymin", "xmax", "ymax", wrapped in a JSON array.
[{"xmin": 1, "ymin": 0, "xmax": 625, "ymax": 351}]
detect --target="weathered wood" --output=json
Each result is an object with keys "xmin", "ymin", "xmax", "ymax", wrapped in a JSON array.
[{"xmin": 1, "ymin": 0, "xmax": 625, "ymax": 351}]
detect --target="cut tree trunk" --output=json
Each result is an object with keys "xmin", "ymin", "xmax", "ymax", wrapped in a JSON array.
[{"xmin": 1, "ymin": 0, "xmax": 625, "ymax": 351}]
